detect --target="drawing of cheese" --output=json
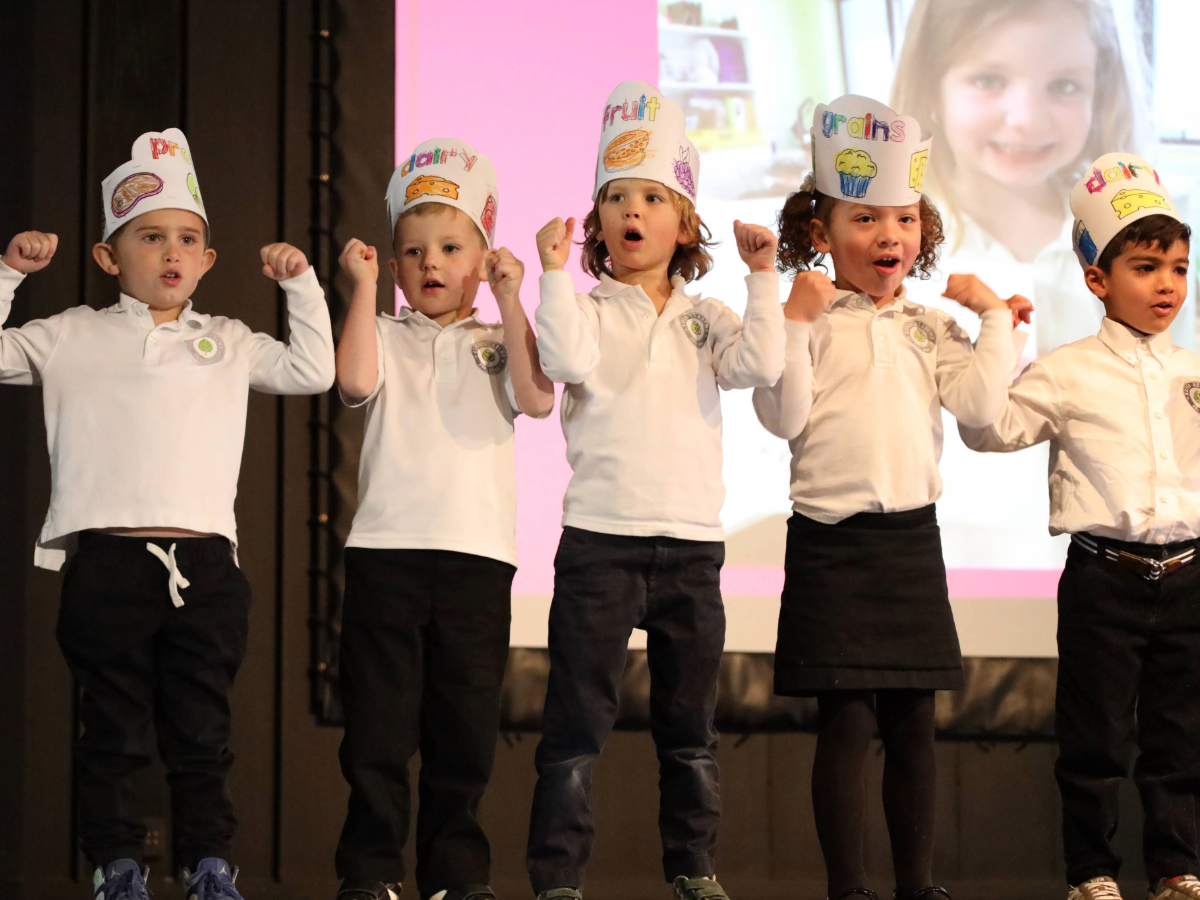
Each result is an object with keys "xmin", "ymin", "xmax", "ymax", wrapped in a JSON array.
[
  {"xmin": 909, "ymin": 149, "xmax": 929, "ymax": 193},
  {"xmin": 603, "ymin": 129, "xmax": 651, "ymax": 172},
  {"xmin": 405, "ymin": 175, "xmax": 460, "ymax": 205},
  {"xmin": 1111, "ymin": 188, "xmax": 1169, "ymax": 219}
]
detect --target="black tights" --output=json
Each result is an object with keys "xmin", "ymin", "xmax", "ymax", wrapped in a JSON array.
[{"xmin": 811, "ymin": 690, "xmax": 937, "ymax": 897}]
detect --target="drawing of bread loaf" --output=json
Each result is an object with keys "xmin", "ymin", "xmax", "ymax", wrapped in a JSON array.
[
  {"xmin": 603, "ymin": 129, "xmax": 651, "ymax": 173},
  {"xmin": 111, "ymin": 172, "xmax": 165, "ymax": 218}
]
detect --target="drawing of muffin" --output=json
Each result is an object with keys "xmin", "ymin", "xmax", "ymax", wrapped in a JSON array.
[
  {"xmin": 834, "ymin": 149, "xmax": 877, "ymax": 199},
  {"xmin": 603, "ymin": 129, "xmax": 651, "ymax": 172}
]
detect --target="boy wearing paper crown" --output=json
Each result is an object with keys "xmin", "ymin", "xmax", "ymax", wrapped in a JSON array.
[
  {"xmin": 331, "ymin": 138, "xmax": 552, "ymax": 900},
  {"xmin": 754, "ymin": 95, "xmax": 1030, "ymax": 900},
  {"xmin": 960, "ymin": 154, "xmax": 1199, "ymax": 900},
  {"xmin": 526, "ymin": 81, "xmax": 784, "ymax": 900},
  {"xmin": 0, "ymin": 128, "xmax": 334, "ymax": 899}
]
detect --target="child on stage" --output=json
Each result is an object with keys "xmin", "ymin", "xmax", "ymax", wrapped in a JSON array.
[
  {"xmin": 526, "ymin": 81, "xmax": 785, "ymax": 900},
  {"xmin": 960, "ymin": 153, "xmax": 1199, "ymax": 900},
  {"xmin": 753, "ymin": 95, "xmax": 1029, "ymax": 900},
  {"xmin": 0, "ymin": 128, "xmax": 335, "ymax": 899},
  {"xmin": 332, "ymin": 138, "xmax": 553, "ymax": 900}
]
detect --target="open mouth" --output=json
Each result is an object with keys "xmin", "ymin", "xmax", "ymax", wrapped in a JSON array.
[
  {"xmin": 986, "ymin": 140, "xmax": 1056, "ymax": 164},
  {"xmin": 621, "ymin": 227, "xmax": 644, "ymax": 250},
  {"xmin": 873, "ymin": 256, "xmax": 901, "ymax": 275},
  {"xmin": 422, "ymin": 278, "xmax": 445, "ymax": 291},
  {"xmin": 161, "ymin": 270, "xmax": 182, "ymax": 286},
  {"xmin": 1151, "ymin": 300, "xmax": 1176, "ymax": 317}
]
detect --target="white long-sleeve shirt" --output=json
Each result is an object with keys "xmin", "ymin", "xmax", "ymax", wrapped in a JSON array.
[
  {"xmin": 0, "ymin": 261, "xmax": 335, "ymax": 568},
  {"xmin": 959, "ymin": 317, "xmax": 1200, "ymax": 545},
  {"xmin": 535, "ymin": 269, "xmax": 784, "ymax": 541},
  {"xmin": 753, "ymin": 285, "xmax": 1016, "ymax": 524}
]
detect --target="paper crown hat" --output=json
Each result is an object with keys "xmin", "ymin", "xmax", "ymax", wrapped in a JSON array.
[
  {"xmin": 812, "ymin": 94, "xmax": 932, "ymax": 207},
  {"xmin": 101, "ymin": 128, "xmax": 207, "ymax": 240},
  {"xmin": 594, "ymin": 81, "xmax": 698, "ymax": 203},
  {"xmin": 1069, "ymin": 152, "xmax": 1183, "ymax": 268},
  {"xmin": 385, "ymin": 138, "xmax": 498, "ymax": 248}
]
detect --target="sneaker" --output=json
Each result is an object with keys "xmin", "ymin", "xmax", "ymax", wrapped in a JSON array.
[
  {"xmin": 1069, "ymin": 877, "xmax": 1124, "ymax": 900},
  {"xmin": 440, "ymin": 887, "xmax": 496, "ymax": 900},
  {"xmin": 1150, "ymin": 876, "xmax": 1200, "ymax": 899},
  {"xmin": 895, "ymin": 890, "xmax": 951, "ymax": 900},
  {"xmin": 94, "ymin": 860, "xmax": 151, "ymax": 900},
  {"xmin": 536, "ymin": 890, "xmax": 582, "ymax": 900},
  {"xmin": 181, "ymin": 859, "xmax": 243, "ymax": 900},
  {"xmin": 673, "ymin": 876, "xmax": 730, "ymax": 900},
  {"xmin": 337, "ymin": 880, "xmax": 401, "ymax": 900}
]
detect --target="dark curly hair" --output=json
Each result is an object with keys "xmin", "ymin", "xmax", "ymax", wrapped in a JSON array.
[
  {"xmin": 776, "ymin": 172, "xmax": 944, "ymax": 279},
  {"xmin": 580, "ymin": 181, "xmax": 715, "ymax": 283}
]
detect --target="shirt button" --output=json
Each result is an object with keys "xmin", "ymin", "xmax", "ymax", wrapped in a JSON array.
[
  {"xmin": 1156, "ymin": 410, "xmax": 1165, "ymax": 418},
  {"xmin": 1161, "ymin": 451, "xmax": 1169, "ymax": 459},
  {"xmin": 1149, "ymin": 372, "xmax": 1159, "ymax": 380},
  {"xmin": 642, "ymin": 314, "xmax": 648, "ymax": 320},
  {"xmin": 1161, "ymin": 494, "xmax": 1170, "ymax": 502},
  {"xmin": 135, "ymin": 308, "xmax": 144, "ymax": 317}
]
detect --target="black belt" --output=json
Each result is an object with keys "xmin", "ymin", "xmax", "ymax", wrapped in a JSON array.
[{"xmin": 1072, "ymin": 533, "xmax": 1197, "ymax": 582}]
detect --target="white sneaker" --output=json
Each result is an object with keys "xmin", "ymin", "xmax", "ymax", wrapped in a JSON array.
[
  {"xmin": 1149, "ymin": 876, "xmax": 1200, "ymax": 900},
  {"xmin": 1069, "ymin": 878, "xmax": 1123, "ymax": 900}
]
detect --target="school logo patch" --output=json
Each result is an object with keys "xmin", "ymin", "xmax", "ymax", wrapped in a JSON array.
[
  {"xmin": 471, "ymin": 340, "xmax": 507, "ymax": 374},
  {"xmin": 1185, "ymin": 381, "xmax": 1200, "ymax": 414},
  {"xmin": 679, "ymin": 311, "xmax": 710, "ymax": 346},
  {"xmin": 187, "ymin": 334, "xmax": 225, "ymax": 365},
  {"xmin": 903, "ymin": 319, "xmax": 936, "ymax": 353}
]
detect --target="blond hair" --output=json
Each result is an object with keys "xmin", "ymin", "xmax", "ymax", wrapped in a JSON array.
[{"xmin": 890, "ymin": 0, "xmax": 1151, "ymax": 239}]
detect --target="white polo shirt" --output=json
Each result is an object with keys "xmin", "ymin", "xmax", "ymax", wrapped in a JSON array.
[
  {"xmin": 960, "ymin": 317, "xmax": 1200, "ymax": 545},
  {"xmin": 342, "ymin": 308, "xmax": 536, "ymax": 567},
  {"xmin": 753, "ymin": 285, "xmax": 1016, "ymax": 524},
  {"xmin": 535, "ymin": 269, "xmax": 785, "ymax": 541},
  {"xmin": 0, "ymin": 261, "xmax": 335, "ymax": 569}
]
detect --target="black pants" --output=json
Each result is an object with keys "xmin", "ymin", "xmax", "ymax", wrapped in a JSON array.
[
  {"xmin": 55, "ymin": 532, "xmax": 251, "ymax": 870},
  {"xmin": 1056, "ymin": 534, "xmax": 1200, "ymax": 885},
  {"xmin": 335, "ymin": 547, "xmax": 514, "ymax": 896},
  {"xmin": 526, "ymin": 527, "xmax": 726, "ymax": 893}
]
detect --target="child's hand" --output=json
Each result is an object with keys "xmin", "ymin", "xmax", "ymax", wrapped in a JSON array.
[
  {"xmin": 3, "ymin": 231, "xmax": 58, "ymax": 274},
  {"xmin": 1008, "ymin": 294, "xmax": 1034, "ymax": 329},
  {"xmin": 338, "ymin": 238, "xmax": 378, "ymax": 286},
  {"xmin": 260, "ymin": 243, "xmax": 310, "ymax": 281},
  {"xmin": 486, "ymin": 247, "xmax": 525, "ymax": 304},
  {"xmin": 784, "ymin": 271, "xmax": 838, "ymax": 323},
  {"xmin": 942, "ymin": 274, "xmax": 1009, "ymax": 317},
  {"xmin": 536, "ymin": 217, "xmax": 575, "ymax": 272},
  {"xmin": 734, "ymin": 220, "xmax": 778, "ymax": 273}
]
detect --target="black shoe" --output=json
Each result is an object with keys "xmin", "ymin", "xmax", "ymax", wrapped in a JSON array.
[
  {"xmin": 336, "ymin": 880, "xmax": 401, "ymax": 900},
  {"xmin": 442, "ymin": 886, "xmax": 496, "ymax": 900},
  {"xmin": 895, "ymin": 889, "xmax": 951, "ymax": 900},
  {"xmin": 831, "ymin": 891, "xmax": 879, "ymax": 900}
]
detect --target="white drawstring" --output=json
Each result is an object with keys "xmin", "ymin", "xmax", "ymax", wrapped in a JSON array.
[{"xmin": 146, "ymin": 542, "xmax": 191, "ymax": 608}]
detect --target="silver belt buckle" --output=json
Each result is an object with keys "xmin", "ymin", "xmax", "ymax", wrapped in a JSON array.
[{"xmin": 1147, "ymin": 558, "xmax": 1166, "ymax": 582}]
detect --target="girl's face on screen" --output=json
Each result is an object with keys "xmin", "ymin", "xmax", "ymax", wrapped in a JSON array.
[{"xmin": 938, "ymin": 8, "xmax": 1097, "ymax": 190}]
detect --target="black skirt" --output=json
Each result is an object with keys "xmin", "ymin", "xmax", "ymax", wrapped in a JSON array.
[{"xmin": 773, "ymin": 505, "xmax": 964, "ymax": 696}]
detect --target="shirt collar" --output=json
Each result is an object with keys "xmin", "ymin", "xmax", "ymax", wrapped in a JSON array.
[
  {"xmin": 1097, "ymin": 316, "xmax": 1174, "ymax": 366},
  {"xmin": 388, "ymin": 305, "xmax": 486, "ymax": 330},
  {"xmin": 831, "ymin": 282, "xmax": 919, "ymax": 315},
  {"xmin": 591, "ymin": 272, "xmax": 695, "ymax": 303},
  {"xmin": 113, "ymin": 293, "xmax": 208, "ymax": 329}
]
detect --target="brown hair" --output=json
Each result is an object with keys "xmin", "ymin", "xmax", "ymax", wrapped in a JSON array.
[
  {"xmin": 392, "ymin": 202, "xmax": 488, "ymax": 250},
  {"xmin": 580, "ymin": 181, "xmax": 714, "ymax": 283},
  {"xmin": 890, "ymin": 0, "xmax": 1149, "ymax": 239},
  {"xmin": 1096, "ymin": 214, "xmax": 1192, "ymax": 272},
  {"xmin": 775, "ymin": 172, "xmax": 945, "ymax": 278}
]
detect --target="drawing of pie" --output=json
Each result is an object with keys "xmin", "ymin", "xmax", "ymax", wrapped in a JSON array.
[{"xmin": 603, "ymin": 129, "xmax": 651, "ymax": 172}]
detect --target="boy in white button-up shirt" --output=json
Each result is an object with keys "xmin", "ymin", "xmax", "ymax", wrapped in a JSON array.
[
  {"xmin": 525, "ymin": 82, "xmax": 784, "ymax": 900},
  {"xmin": 0, "ymin": 129, "xmax": 334, "ymax": 900},
  {"xmin": 331, "ymin": 139, "xmax": 552, "ymax": 900},
  {"xmin": 960, "ymin": 153, "xmax": 1200, "ymax": 900},
  {"xmin": 752, "ymin": 95, "xmax": 1027, "ymax": 900}
]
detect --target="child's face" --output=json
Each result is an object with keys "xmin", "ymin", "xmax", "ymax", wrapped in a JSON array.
[
  {"xmin": 811, "ymin": 201, "xmax": 922, "ymax": 302},
  {"xmin": 596, "ymin": 178, "xmax": 685, "ymax": 278},
  {"xmin": 938, "ymin": 8, "xmax": 1096, "ymax": 189},
  {"xmin": 1085, "ymin": 239, "xmax": 1190, "ymax": 335},
  {"xmin": 93, "ymin": 209, "xmax": 215, "ymax": 309},
  {"xmin": 389, "ymin": 205, "xmax": 486, "ymax": 324}
]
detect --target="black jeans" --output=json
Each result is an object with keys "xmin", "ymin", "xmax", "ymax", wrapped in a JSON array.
[
  {"xmin": 1056, "ymin": 534, "xmax": 1200, "ymax": 885},
  {"xmin": 526, "ymin": 527, "xmax": 726, "ymax": 893},
  {"xmin": 335, "ymin": 547, "xmax": 514, "ymax": 896},
  {"xmin": 55, "ymin": 532, "xmax": 251, "ymax": 870}
]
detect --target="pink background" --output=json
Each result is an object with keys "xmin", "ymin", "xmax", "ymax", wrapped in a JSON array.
[{"xmin": 395, "ymin": 0, "xmax": 1060, "ymax": 601}]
